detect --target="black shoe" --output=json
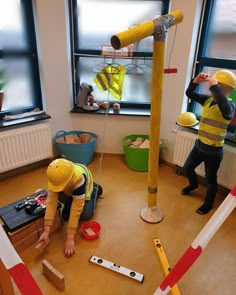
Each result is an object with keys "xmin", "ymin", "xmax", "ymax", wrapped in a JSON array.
[
  {"xmin": 181, "ymin": 185, "xmax": 198, "ymax": 195},
  {"xmin": 93, "ymin": 183, "xmax": 103, "ymax": 197},
  {"xmin": 196, "ymin": 203, "xmax": 212, "ymax": 215}
]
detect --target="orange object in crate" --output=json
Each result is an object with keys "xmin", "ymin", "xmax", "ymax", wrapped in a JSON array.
[{"xmin": 81, "ymin": 221, "xmax": 101, "ymax": 240}]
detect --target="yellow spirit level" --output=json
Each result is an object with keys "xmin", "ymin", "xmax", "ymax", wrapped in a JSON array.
[{"xmin": 153, "ymin": 238, "xmax": 181, "ymax": 295}]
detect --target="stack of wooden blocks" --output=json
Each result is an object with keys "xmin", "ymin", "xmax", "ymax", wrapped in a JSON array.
[
  {"xmin": 123, "ymin": 137, "xmax": 150, "ymax": 149},
  {"xmin": 42, "ymin": 259, "xmax": 65, "ymax": 291},
  {"xmin": 7, "ymin": 210, "xmax": 61, "ymax": 254},
  {"xmin": 56, "ymin": 133, "xmax": 94, "ymax": 144}
]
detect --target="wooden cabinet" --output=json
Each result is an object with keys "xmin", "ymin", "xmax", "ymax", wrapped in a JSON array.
[{"xmin": 7, "ymin": 210, "xmax": 61, "ymax": 254}]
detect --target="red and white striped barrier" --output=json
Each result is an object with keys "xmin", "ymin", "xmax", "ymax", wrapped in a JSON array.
[
  {"xmin": 154, "ymin": 186, "xmax": 236, "ymax": 295},
  {"xmin": 0, "ymin": 224, "xmax": 42, "ymax": 295}
]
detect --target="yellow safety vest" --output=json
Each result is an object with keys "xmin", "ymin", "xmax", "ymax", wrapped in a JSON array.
[
  {"xmin": 94, "ymin": 65, "xmax": 126, "ymax": 100},
  {"xmin": 64, "ymin": 164, "xmax": 93, "ymax": 200},
  {"xmin": 198, "ymin": 97, "xmax": 232, "ymax": 147}
]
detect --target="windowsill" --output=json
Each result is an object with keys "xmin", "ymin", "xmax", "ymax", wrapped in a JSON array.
[
  {"xmin": 0, "ymin": 114, "xmax": 51, "ymax": 129},
  {"xmin": 180, "ymin": 123, "xmax": 236, "ymax": 147},
  {"xmin": 71, "ymin": 106, "xmax": 150, "ymax": 117}
]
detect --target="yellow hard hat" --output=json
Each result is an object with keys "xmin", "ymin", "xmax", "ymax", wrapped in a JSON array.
[
  {"xmin": 177, "ymin": 112, "xmax": 199, "ymax": 127},
  {"xmin": 214, "ymin": 70, "xmax": 236, "ymax": 89},
  {"xmin": 47, "ymin": 158, "xmax": 75, "ymax": 192}
]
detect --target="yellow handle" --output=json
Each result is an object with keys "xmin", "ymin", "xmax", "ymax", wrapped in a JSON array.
[
  {"xmin": 111, "ymin": 20, "xmax": 154, "ymax": 50},
  {"xmin": 169, "ymin": 10, "xmax": 184, "ymax": 26}
]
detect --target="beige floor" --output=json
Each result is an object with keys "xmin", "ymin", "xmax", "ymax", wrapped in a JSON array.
[{"xmin": 0, "ymin": 156, "xmax": 235, "ymax": 295}]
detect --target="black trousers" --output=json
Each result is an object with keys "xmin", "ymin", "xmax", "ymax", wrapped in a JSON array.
[
  {"xmin": 183, "ymin": 140, "xmax": 223, "ymax": 207},
  {"xmin": 59, "ymin": 183, "xmax": 102, "ymax": 221}
]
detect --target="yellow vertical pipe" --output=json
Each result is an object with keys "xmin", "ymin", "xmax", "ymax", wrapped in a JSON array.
[
  {"xmin": 111, "ymin": 10, "xmax": 183, "ymax": 222},
  {"xmin": 147, "ymin": 40, "xmax": 165, "ymax": 208}
]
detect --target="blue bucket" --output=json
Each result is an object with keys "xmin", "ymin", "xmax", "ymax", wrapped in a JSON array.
[{"xmin": 55, "ymin": 130, "xmax": 98, "ymax": 165}]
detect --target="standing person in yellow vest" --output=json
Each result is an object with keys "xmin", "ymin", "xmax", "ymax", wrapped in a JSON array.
[
  {"xmin": 182, "ymin": 70, "xmax": 236, "ymax": 214},
  {"xmin": 37, "ymin": 159, "xmax": 103, "ymax": 258}
]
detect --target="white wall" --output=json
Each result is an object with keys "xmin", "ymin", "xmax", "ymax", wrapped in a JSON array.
[
  {"xmin": 161, "ymin": 0, "xmax": 204, "ymax": 160},
  {"xmin": 35, "ymin": 0, "xmax": 203, "ymax": 161}
]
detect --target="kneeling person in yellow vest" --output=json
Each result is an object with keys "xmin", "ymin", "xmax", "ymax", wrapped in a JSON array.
[
  {"xmin": 182, "ymin": 70, "xmax": 236, "ymax": 214},
  {"xmin": 37, "ymin": 159, "xmax": 102, "ymax": 258}
]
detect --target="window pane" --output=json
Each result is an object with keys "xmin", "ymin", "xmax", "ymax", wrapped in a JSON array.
[
  {"xmin": 78, "ymin": 57, "xmax": 151, "ymax": 102},
  {"xmin": 1, "ymin": 58, "xmax": 35, "ymax": 111},
  {"xmin": 0, "ymin": 0, "xmax": 28, "ymax": 50},
  {"xmin": 205, "ymin": 0, "xmax": 236, "ymax": 59},
  {"xmin": 76, "ymin": 0, "xmax": 162, "ymax": 51}
]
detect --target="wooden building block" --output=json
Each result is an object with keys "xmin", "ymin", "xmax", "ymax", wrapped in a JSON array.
[
  {"xmin": 51, "ymin": 269, "xmax": 65, "ymax": 286},
  {"xmin": 65, "ymin": 134, "xmax": 75, "ymax": 144},
  {"xmin": 132, "ymin": 137, "xmax": 144, "ymax": 147},
  {"xmin": 73, "ymin": 134, "xmax": 81, "ymax": 143},
  {"xmin": 0, "ymin": 259, "xmax": 15, "ymax": 295},
  {"xmin": 139, "ymin": 139, "xmax": 150, "ymax": 149},
  {"xmin": 35, "ymin": 239, "xmax": 50, "ymax": 252},
  {"xmin": 56, "ymin": 137, "xmax": 65, "ymax": 143},
  {"xmin": 80, "ymin": 133, "xmax": 93, "ymax": 143},
  {"xmin": 42, "ymin": 259, "xmax": 53, "ymax": 271},
  {"xmin": 85, "ymin": 227, "xmax": 96, "ymax": 236},
  {"xmin": 132, "ymin": 141, "xmax": 143, "ymax": 148},
  {"xmin": 42, "ymin": 260, "xmax": 65, "ymax": 291},
  {"xmin": 123, "ymin": 139, "xmax": 132, "ymax": 146},
  {"xmin": 136, "ymin": 137, "xmax": 144, "ymax": 142}
]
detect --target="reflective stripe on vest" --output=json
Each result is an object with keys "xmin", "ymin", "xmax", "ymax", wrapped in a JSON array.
[
  {"xmin": 198, "ymin": 97, "xmax": 231, "ymax": 147},
  {"xmin": 96, "ymin": 72, "xmax": 108, "ymax": 91},
  {"xmin": 198, "ymin": 130, "xmax": 225, "ymax": 142},
  {"xmin": 74, "ymin": 164, "xmax": 93, "ymax": 201},
  {"xmin": 201, "ymin": 117, "xmax": 228, "ymax": 129}
]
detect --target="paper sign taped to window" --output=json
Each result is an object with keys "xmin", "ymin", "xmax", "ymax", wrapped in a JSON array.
[{"xmin": 101, "ymin": 45, "xmax": 133, "ymax": 58}]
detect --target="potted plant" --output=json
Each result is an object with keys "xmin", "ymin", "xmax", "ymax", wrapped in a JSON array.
[{"xmin": 0, "ymin": 69, "xmax": 7, "ymax": 112}]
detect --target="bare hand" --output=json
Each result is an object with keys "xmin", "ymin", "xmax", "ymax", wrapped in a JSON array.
[
  {"xmin": 64, "ymin": 238, "xmax": 75, "ymax": 258},
  {"xmin": 193, "ymin": 72, "xmax": 210, "ymax": 84},
  {"xmin": 205, "ymin": 75, "xmax": 217, "ymax": 86},
  {"xmin": 37, "ymin": 230, "xmax": 50, "ymax": 246}
]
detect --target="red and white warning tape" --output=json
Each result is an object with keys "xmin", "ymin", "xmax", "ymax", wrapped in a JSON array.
[
  {"xmin": 0, "ymin": 224, "xmax": 42, "ymax": 295},
  {"xmin": 154, "ymin": 186, "xmax": 236, "ymax": 295}
]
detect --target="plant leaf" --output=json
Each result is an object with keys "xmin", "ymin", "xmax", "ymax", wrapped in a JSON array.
[
  {"xmin": 0, "ymin": 69, "xmax": 5, "ymax": 80},
  {"xmin": 0, "ymin": 81, "xmax": 7, "ymax": 91}
]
